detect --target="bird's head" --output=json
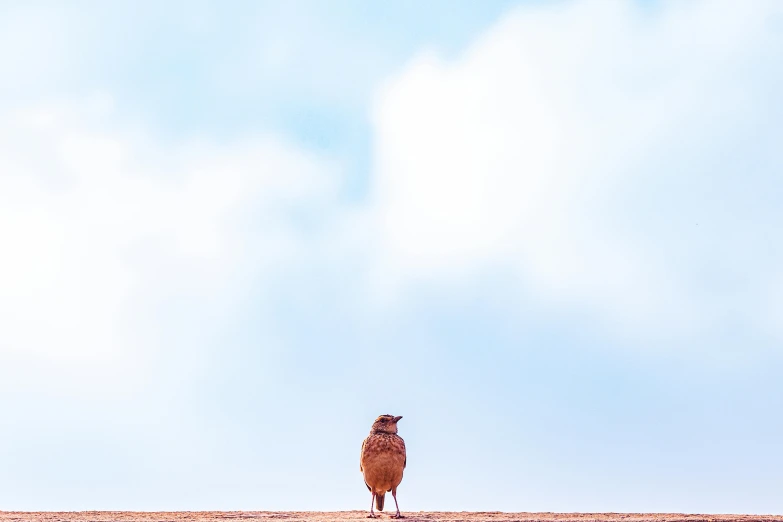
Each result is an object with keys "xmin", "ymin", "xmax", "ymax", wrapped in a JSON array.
[{"xmin": 370, "ymin": 414, "xmax": 403, "ymax": 434}]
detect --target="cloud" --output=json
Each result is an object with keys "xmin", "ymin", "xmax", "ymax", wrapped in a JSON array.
[
  {"xmin": 362, "ymin": 0, "xmax": 783, "ymax": 346},
  {"xmin": 2, "ymin": 0, "xmax": 782, "ymax": 392},
  {"xmin": 0, "ymin": 95, "xmax": 337, "ymax": 392}
]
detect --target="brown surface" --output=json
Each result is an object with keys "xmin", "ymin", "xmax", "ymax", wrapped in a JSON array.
[{"xmin": 1, "ymin": 513, "xmax": 781, "ymax": 522}]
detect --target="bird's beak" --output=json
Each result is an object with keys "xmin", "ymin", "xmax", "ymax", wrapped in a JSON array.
[{"xmin": 393, "ymin": 415, "xmax": 403, "ymax": 422}]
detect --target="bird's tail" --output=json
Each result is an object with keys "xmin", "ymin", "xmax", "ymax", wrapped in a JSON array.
[{"xmin": 375, "ymin": 492, "xmax": 385, "ymax": 511}]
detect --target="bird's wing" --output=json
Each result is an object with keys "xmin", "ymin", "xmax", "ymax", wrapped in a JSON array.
[
  {"xmin": 402, "ymin": 437, "xmax": 407, "ymax": 469},
  {"xmin": 360, "ymin": 437, "xmax": 366, "ymax": 471}
]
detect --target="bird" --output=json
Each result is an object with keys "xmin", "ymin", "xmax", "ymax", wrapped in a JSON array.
[{"xmin": 360, "ymin": 414, "xmax": 407, "ymax": 518}]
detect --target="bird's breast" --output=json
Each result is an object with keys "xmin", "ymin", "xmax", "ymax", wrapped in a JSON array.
[{"xmin": 360, "ymin": 433, "xmax": 406, "ymax": 489}]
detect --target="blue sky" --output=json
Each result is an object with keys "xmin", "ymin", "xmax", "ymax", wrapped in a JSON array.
[{"xmin": 1, "ymin": 0, "xmax": 783, "ymax": 514}]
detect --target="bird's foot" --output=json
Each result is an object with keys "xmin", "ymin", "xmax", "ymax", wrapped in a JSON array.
[
  {"xmin": 366, "ymin": 515, "xmax": 378, "ymax": 519},
  {"xmin": 393, "ymin": 514, "xmax": 404, "ymax": 519}
]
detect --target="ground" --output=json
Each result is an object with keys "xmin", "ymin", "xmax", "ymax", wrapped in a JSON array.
[{"xmin": 1, "ymin": 513, "xmax": 781, "ymax": 522}]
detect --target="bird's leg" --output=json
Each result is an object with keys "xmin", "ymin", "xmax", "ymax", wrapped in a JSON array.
[
  {"xmin": 367, "ymin": 492, "xmax": 377, "ymax": 518},
  {"xmin": 392, "ymin": 488, "xmax": 403, "ymax": 518}
]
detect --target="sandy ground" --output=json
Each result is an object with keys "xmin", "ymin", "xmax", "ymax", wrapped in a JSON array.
[{"xmin": 1, "ymin": 513, "xmax": 781, "ymax": 522}]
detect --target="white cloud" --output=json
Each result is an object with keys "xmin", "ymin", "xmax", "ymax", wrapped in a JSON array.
[
  {"xmin": 2, "ymin": 0, "xmax": 781, "ymax": 384},
  {"xmin": 0, "ymin": 95, "xmax": 337, "ymax": 390},
  {"xmin": 363, "ymin": 0, "xmax": 783, "ymax": 342}
]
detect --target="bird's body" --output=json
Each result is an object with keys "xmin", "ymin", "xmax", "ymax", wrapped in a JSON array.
[
  {"xmin": 361, "ymin": 432, "xmax": 406, "ymax": 497},
  {"xmin": 360, "ymin": 414, "xmax": 406, "ymax": 518}
]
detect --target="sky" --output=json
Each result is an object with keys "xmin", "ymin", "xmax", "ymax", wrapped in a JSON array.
[{"xmin": 1, "ymin": 0, "xmax": 783, "ymax": 514}]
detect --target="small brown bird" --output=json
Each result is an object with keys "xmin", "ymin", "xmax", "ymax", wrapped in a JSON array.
[{"xmin": 360, "ymin": 414, "xmax": 406, "ymax": 518}]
